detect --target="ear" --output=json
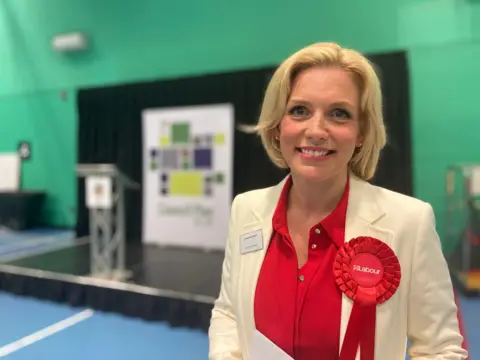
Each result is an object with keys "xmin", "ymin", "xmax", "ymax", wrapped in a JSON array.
[
  {"xmin": 273, "ymin": 127, "xmax": 280, "ymax": 139},
  {"xmin": 355, "ymin": 133, "xmax": 364, "ymax": 148}
]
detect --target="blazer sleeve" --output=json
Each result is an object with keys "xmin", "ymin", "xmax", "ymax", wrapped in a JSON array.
[
  {"xmin": 208, "ymin": 194, "xmax": 243, "ymax": 360},
  {"xmin": 407, "ymin": 203, "xmax": 468, "ymax": 359}
]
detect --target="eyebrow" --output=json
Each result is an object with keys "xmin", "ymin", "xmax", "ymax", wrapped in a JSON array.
[{"xmin": 288, "ymin": 98, "xmax": 355, "ymax": 109}]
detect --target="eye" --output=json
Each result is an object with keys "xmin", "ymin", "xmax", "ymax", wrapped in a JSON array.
[
  {"xmin": 330, "ymin": 108, "xmax": 352, "ymax": 120},
  {"xmin": 288, "ymin": 105, "xmax": 310, "ymax": 118}
]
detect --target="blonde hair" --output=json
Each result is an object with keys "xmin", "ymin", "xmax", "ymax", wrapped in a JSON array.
[{"xmin": 243, "ymin": 42, "xmax": 386, "ymax": 181}]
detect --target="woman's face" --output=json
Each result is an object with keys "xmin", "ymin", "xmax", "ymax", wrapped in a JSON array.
[{"xmin": 277, "ymin": 66, "xmax": 363, "ymax": 183}]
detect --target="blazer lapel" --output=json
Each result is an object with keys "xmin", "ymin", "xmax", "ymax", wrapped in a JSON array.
[
  {"xmin": 339, "ymin": 175, "xmax": 394, "ymax": 358},
  {"xmin": 237, "ymin": 178, "xmax": 287, "ymax": 358}
]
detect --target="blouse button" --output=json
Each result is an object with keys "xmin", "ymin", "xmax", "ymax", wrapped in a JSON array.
[
  {"xmin": 311, "ymin": 244, "xmax": 317, "ymax": 249},
  {"xmin": 315, "ymin": 228, "xmax": 321, "ymax": 234},
  {"xmin": 299, "ymin": 275, "xmax": 305, "ymax": 282}
]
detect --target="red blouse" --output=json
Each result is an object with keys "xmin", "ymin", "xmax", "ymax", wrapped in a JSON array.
[{"xmin": 254, "ymin": 176, "xmax": 349, "ymax": 359}]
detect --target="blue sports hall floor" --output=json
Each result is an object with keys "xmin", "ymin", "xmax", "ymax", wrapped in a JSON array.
[
  {"xmin": 0, "ymin": 291, "xmax": 477, "ymax": 359},
  {"xmin": 0, "ymin": 228, "xmax": 477, "ymax": 359}
]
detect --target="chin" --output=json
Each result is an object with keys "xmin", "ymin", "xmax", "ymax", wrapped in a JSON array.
[
  {"xmin": 292, "ymin": 167, "xmax": 335, "ymax": 182},
  {"xmin": 290, "ymin": 163, "xmax": 347, "ymax": 184}
]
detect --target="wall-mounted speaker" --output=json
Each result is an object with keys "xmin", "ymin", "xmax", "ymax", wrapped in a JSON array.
[{"xmin": 51, "ymin": 32, "xmax": 88, "ymax": 53}]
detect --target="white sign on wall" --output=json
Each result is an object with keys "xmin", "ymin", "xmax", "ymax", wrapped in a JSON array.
[
  {"xmin": 142, "ymin": 103, "xmax": 234, "ymax": 250},
  {"xmin": 470, "ymin": 166, "xmax": 480, "ymax": 196},
  {"xmin": 0, "ymin": 153, "xmax": 20, "ymax": 192}
]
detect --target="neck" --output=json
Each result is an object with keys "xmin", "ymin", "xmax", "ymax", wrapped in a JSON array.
[{"xmin": 288, "ymin": 171, "xmax": 348, "ymax": 217}]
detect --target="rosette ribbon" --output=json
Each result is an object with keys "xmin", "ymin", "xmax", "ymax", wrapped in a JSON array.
[{"xmin": 334, "ymin": 236, "xmax": 401, "ymax": 360}]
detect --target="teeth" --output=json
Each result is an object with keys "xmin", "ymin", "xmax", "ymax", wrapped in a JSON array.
[{"xmin": 301, "ymin": 149, "xmax": 330, "ymax": 157}]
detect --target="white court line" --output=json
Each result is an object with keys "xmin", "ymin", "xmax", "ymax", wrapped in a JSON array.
[{"xmin": 0, "ymin": 309, "xmax": 94, "ymax": 357}]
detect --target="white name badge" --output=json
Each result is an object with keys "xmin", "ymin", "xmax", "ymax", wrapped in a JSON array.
[{"xmin": 240, "ymin": 229, "xmax": 263, "ymax": 254}]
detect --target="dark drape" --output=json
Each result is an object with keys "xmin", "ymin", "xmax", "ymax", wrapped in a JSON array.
[
  {"xmin": 76, "ymin": 50, "xmax": 411, "ymax": 242},
  {"xmin": 369, "ymin": 51, "xmax": 412, "ymax": 196}
]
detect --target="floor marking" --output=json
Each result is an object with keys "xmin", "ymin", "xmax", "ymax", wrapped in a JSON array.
[{"xmin": 0, "ymin": 309, "xmax": 94, "ymax": 357}]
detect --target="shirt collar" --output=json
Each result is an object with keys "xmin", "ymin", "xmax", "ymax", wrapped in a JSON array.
[{"xmin": 272, "ymin": 175, "xmax": 350, "ymax": 248}]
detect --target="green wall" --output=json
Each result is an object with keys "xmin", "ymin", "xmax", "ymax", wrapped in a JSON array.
[
  {"xmin": 0, "ymin": 90, "xmax": 76, "ymax": 226},
  {"xmin": 0, "ymin": 0, "xmax": 479, "ymax": 246}
]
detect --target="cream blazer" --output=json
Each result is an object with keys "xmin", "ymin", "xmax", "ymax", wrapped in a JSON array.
[{"xmin": 209, "ymin": 175, "xmax": 468, "ymax": 360}]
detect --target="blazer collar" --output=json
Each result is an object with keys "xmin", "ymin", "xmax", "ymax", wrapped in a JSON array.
[
  {"xmin": 250, "ymin": 172, "xmax": 386, "ymax": 226},
  {"xmin": 347, "ymin": 173, "xmax": 386, "ymax": 225},
  {"xmin": 251, "ymin": 176, "xmax": 287, "ymax": 224}
]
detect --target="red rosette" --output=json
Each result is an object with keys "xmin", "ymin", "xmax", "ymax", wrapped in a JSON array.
[
  {"xmin": 334, "ymin": 236, "xmax": 401, "ymax": 306},
  {"xmin": 335, "ymin": 236, "xmax": 401, "ymax": 360}
]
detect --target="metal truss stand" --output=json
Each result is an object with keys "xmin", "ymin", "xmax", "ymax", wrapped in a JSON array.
[{"xmin": 76, "ymin": 164, "xmax": 140, "ymax": 281}]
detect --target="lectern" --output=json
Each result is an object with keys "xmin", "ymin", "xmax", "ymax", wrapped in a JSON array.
[{"xmin": 76, "ymin": 163, "xmax": 139, "ymax": 281}]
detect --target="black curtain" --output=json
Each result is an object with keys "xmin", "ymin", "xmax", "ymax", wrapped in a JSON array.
[
  {"xmin": 76, "ymin": 51, "xmax": 411, "ymax": 242},
  {"xmin": 369, "ymin": 51, "xmax": 412, "ymax": 196}
]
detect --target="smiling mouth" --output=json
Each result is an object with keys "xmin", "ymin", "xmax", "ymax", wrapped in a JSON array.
[{"xmin": 296, "ymin": 147, "xmax": 336, "ymax": 158}]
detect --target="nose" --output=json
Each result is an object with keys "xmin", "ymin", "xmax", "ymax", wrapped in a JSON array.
[{"xmin": 305, "ymin": 112, "xmax": 329, "ymax": 141}]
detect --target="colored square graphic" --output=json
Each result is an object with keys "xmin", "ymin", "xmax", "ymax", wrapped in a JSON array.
[
  {"xmin": 194, "ymin": 149, "xmax": 212, "ymax": 168},
  {"xmin": 161, "ymin": 173, "xmax": 168, "ymax": 183},
  {"xmin": 160, "ymin": 136, "xmax": 169, "ymax": 146},
  {"xmin": 215, "ymin": 172, "xmax": 224, "ymax": 184},
  {"xmin": 170, "ymin": 172, "xmax": 203, "ymax": 196},
  {"xmin": 195, "ymin": 135, "xmax": 210, "ymax": 147},
  {"xmin": 204, "ymin": 175, "xmax": 213, "ymax": 196},
  {"xmin": 162, "ymin": 149, "xmax": 179, "ymax": 169},
  {"xmin": 194, "ymin": 136, "xmax": 202, "ymax": 146},
  {"xmin": 180, "ymin": 148, "xmax": 191, "ymax": 167},
  {"xmin": 205, "ymin": 187, "xmax": 212, "ymax": 197},
  {"xmin": 153, "ymin": 121, "xmax": 228, "ymax": 197},
  {"xmin": 214, "ymin": 133, "xmax": 225, "ymax": 145},
  {"xmin": 171, "ymin": 123, "xmax": 190, "ymax": 144},
  {"xmin": 205, "ymin": 134, "xmax": 213, "ymax": 146},
  {"xmin": 150, "ymin": 150, "xmax": 160, "ymax": 170}
]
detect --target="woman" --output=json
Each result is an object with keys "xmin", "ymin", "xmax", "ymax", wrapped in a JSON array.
[{"xmin": 208, "ymin": 42, "xmax": 467, "ymax": 360}]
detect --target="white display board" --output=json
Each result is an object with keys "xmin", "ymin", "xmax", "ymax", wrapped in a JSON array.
[
  {"xmin": 0, "ymin": 153, "xmax": 20, "ymax": 191},
  {"xmin": 142, "ymin": 103, "xmax": 234, "ymax": 250},
  {"xmin": 86, "ymin": 176, "xmax": 113, "ymax": 209},
  {"xmin": 470, "ymin": 166, "xmax": 480, "ymax": 195}
]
